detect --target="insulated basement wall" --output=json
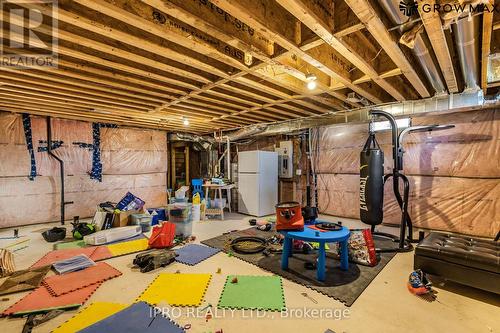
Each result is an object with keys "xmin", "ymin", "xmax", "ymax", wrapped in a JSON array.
[
  {"xmin": 313, "ymin": 108, "xmax": 499, "ymax": 238},
  {"xmin": 0, "ymin": 112, "xmax": 167, "ymax": 228}
]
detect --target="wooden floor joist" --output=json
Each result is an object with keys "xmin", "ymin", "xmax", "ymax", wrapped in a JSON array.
[{"xmin": 0, "ymin": 0, "xmax": 481, "ymax": 132}]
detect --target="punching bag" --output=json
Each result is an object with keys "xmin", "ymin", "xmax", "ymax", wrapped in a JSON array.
[{"xmin": 359, "ymin": 133, "xmax": 384, "ymax": 225}]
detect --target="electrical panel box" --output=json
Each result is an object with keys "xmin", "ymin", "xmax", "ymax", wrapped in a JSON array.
[{"xmin": 275, "ymin": 141, "xmax": 293, "ymax": 178}]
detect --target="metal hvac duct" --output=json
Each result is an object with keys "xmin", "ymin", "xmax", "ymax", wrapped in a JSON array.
[
  {"xmin": 379, "ymin": 0, "xmax": 446, "ymax": 94},
  {"xmin": 221, "ymin": 125, "xmax": 267, "ymax": 141},
  {"xmin": 168, "ymin": 133, "xmax": 214, "ymax": 150},
  {"xmin": 453, "ymin": 15, "xmax": 480, "ymax": 91}
]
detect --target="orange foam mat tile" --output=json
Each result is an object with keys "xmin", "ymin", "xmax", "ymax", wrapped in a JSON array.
[
  {"xmin": 2, "ymin": 283, "xmax": 101, "ymax": 316},
  {"xmin": 30, "ymin": 246, "xmax": 112, "ymax": 269},
  {"xmin": 91, "ymin": 246, "xmax": 114, "ymax": 261},
  {"xmin": 42, "ymin": 262, "xmax": 122, "ymax": 296}
]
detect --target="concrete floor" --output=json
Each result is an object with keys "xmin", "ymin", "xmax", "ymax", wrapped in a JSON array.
[{"xmin": 0, "ymin": 213, "xmax": 498, "ymax": 333}]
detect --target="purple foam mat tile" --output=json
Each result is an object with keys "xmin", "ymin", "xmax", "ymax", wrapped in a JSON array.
[
  {"xmin": 174, "ymin": 244, "xmax": 221, "ymax": 266},
  {"xmin": 78, "ymin": 301, "xmax": 185, "ymax": 333}
]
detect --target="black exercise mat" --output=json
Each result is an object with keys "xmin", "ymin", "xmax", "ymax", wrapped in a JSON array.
[{"xmin": 202, "ymin": 227, "xmax": 397, "ymax": 306}]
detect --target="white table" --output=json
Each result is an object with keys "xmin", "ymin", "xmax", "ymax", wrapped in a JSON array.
[{"xmin": 203, "ymin": 183, "xmax": 235, "ymax": 220}]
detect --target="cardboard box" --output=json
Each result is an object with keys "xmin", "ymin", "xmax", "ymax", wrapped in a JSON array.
[{"xmin": 113, "ymin": 210, "xmax": 141, "ymax": 228}]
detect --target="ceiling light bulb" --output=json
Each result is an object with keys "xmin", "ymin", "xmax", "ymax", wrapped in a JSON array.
[
  {"xmin": 183, "ymin": 117, "xmax": 189, "ymax": 126},
  {"xmin": 305, "ymin": 73, "xmax": 317, "ymax": 90},
  {"xmin": 307, "ymin": 80, "xmax": 317, "ymax": 90}
]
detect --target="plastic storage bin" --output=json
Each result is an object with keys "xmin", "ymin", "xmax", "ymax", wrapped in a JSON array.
[
  {"xmin": 139, "ymin": 220, "xmax": 151, "ymax": 233},
  {"xmin": 167, "ymin": 203, "xmax": 192, "ymax": 237},
  {"xmin": 129, "ymin": 213, "xmax": 152, "ymax": 226},
  {"xmin": 169, "ymin": 197, "xmax": 188, "ymax": 204}
]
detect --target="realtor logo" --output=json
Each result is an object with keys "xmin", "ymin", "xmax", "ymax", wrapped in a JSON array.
[
  {"xmin": 0, "ymin": 0, "xmax": 58, "ymax": 68},
  {"xmin": 399, "ymin": 1, "xmax": 419, "ymax": 17}
]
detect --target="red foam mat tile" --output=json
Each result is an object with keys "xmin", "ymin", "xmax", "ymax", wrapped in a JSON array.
[
  {"xmin": 2, "ymin": 282, "xmax": 101, "ymax": 316},
  {"xmin": 42, "ymin": 262, "xmax": 122, "ymax": 296},
  {"xmin": 88, "ymin": 246, "xmax": 113, "ymax": 261},
  {"xmin": 30, "ymin": 246, "xmax": 112, "ymax": 269}
]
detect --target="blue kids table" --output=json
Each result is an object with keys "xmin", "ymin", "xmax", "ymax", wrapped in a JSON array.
[{"xmin": 280, "ymin": 225, "xmax": 351, "ymax": 281}]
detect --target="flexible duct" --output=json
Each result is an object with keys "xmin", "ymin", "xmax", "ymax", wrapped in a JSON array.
[
  {"xmin": 168, "ymin": 133, "xmax": 214, "ymax": 148},
  {"xmin": 379, "ymin": 0, "xmax": 447, "ymax": 94},
  {"xmin": 452, "ymin": 15, "xmax": 480, "ymax": 91},
  {"xmin": 220, "ymin": 124, "xmax": 267, "ymax": 141}
]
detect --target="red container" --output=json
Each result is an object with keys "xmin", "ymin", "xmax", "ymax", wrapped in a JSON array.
[
  {"xmin": 276, "ymin": 202, "xmax": 304, "ymax": 231},
  {"xmin": 148, "ymin": 222, "xmax": 176, "ymax": 248}
]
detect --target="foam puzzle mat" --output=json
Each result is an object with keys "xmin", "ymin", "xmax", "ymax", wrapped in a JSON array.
[
  {"xmin": 42, "ymin": 262, "xmax": 122, "ymax": 296},
  {"xmin": 174, "ymin": 244, "xmax": 220, "ymax": 266},
  {"xmin": 54, "ymin": 240, "xmax": 86, "ymax": 250},
  {"xmin": 137, "ymin": 273, "xmax": 211, "ymax": 306},
  {"xmin": 218, "ymin": 275, "xmax": 285, "ymax": 311},
  {"xmin": 30, "ymin": 246, "xmax": 112, "ymax": 269},
  {"xmin": 79, "ymin": 302, "xmax": 185, "ymax": 333},
  {"xmin": 52, "ymin": 302, "xmax": 128, "ymax": 333},
  {"xmin": 0, "ymin": 265, "xmax": 51, "ymax": 296},
  {"xmin": 107, "ymin": 238, "xmax": 149, "ymax": 257},
  {"xmin": 2, "ymin": 282, "xmax": 101, "ymax": 316}
]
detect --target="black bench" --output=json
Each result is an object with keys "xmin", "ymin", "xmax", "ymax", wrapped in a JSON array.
[{"xmin": 414, "ymin": 232, "xmax": 499, "ymax": 294}]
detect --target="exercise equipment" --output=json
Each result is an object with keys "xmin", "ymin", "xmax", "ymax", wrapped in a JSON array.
[
  {"xmin": 275, "ymin": 202, "xmax": 304, "ymax": 231},
  {"xmin": 359, "ymin": 134, "xmax": 384, "ymax": 225},
  {"xmin": 360, "ymin": 110, "xmax": 454, "ymax": 252}
]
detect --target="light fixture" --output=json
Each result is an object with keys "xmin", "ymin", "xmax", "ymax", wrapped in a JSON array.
[
  {"xmin": 305, "ymin": 73, "xmax": 317, "ymax": 90},
  {"xmin": 182, "ymin": 117, "xmax": 189, "ymax": 126}
]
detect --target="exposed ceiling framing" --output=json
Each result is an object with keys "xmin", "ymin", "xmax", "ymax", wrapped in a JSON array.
[{"xmin": 0, "ymin": 0, "xmax": 498, "ymax": 133}]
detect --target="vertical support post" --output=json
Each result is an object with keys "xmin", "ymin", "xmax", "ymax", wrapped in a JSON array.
[
  {"xmin": 185, "ymin": 145, "xmax": 190, "ymax": 186},
  {"xmin": 46, "ymin": 117, "xmax": 73, "ymax": 225},
  {"xmin": 226, "ymin": 137, "xmax": 231, "ymax": 181}
]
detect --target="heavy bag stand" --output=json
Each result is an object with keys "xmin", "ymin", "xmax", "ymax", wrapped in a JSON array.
[{"xmin": 368, "ymin": 110, "xmax": 454, "ymax": 253}]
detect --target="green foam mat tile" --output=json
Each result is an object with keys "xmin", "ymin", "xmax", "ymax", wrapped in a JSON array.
[
  {"xmin": 218, "ymin": 275, "xmax": 285, "ymax": 311},
  {"xmin": 54, "ymin": 240, "xmax": 86, "ymax": 250}
]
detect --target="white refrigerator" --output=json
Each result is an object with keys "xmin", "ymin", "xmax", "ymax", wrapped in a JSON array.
[{"xmin": 237, "ymin": 150, "xmax": 278, "ymax": 217}]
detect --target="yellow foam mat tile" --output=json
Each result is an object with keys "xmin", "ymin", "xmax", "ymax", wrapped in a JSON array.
[
  {"xmin": 107, "ymin": 238, "xmax": 149, "ymax": 257},
  {"xmin": 137, "ymin": 273, "xmax": 211, "ymax": 307},
  {"xmin": 52, "ymin": 302, "xmax": 127, "ymax": 333}
]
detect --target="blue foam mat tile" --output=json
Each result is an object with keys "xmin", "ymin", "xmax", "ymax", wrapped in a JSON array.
[
  {"xmin": 174, "ymin": 244, "xmax": 221, "ymax": 266},
  {"xmin": 78, "ymin": 302, "xmax": 184, "ymax": 333}
]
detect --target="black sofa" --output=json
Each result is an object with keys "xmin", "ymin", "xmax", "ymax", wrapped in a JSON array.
[{"xmin": 414, "ymin": 232, "xmax": 499, "ymax": 294}]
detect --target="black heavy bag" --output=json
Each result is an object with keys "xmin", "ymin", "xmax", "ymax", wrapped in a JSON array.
[{"xmin": 359, "ymin": 133, "xmax": 384, "ymax": 225}]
